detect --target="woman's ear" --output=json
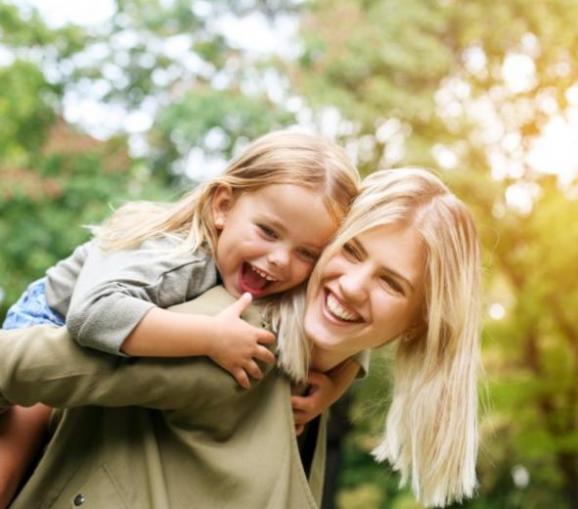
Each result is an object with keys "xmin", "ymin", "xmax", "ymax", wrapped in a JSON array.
[
  {"xmin": 400, "ymin": 321, "xmax": 427, "ymax": 345},
  {"xmin": 211, "ymin": 185, "xmax": 234, "ymax": 230}
]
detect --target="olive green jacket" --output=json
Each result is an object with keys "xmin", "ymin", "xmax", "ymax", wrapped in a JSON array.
[{"xmin": 0, "ymin": 287, "xmax": 326, "ymax": 509}]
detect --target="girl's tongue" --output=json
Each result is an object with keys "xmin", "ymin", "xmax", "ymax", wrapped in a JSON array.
[{"xmin": 241, "ymin": 263, "xmax": 269, "ymax": 292}]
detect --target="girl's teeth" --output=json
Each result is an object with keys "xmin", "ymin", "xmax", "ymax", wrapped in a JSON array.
[
  {"xmin": 251, "ymin": 265, "xmax": 277, "ymax": 282},
  {"xmin": 326, "ymin": 292, "xmax": 359, "ymax": 322}
]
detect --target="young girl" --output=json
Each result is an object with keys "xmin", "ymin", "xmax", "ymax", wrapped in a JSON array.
[
  {"xmin": 3, "ymin": 130, "xmax": 360, "ymax": 384},
  {"xmin": 0, "ymin": 130, "xmax": 362, "ymax": 506}
]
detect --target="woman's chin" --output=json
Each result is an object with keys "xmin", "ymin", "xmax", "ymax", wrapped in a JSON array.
[
  {"xmin": 304, "ymin": 318, "xmax": 320, "ymax": 343},
  {"xmin": 304, "ymin": 320, "xmax": 338, "ymax": 352}
]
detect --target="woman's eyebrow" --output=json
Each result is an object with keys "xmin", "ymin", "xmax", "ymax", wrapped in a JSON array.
[
  {"xmin": 355, "ymin": 237, "xmax": 415, "ymax": 293},
  {"xmin": 383, "ymin": 268, "xmax": 415, "ymax": 293},
  {"xmin": 350, "ymin": 238, "xmax": 367, "ymax": 257}
]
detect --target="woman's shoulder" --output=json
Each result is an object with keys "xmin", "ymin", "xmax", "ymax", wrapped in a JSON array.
[{"xmin": 170, "ymin": 286, "xmax": 265, "ymax": 326}]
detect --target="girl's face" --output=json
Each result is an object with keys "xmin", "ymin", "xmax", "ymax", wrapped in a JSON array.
[
  {"xmin": 212, "ymin": 184, "xmax": 337, "ymax": 299},
  {"xmin": 304, "ymin": 224, "xmax": 427, "ymax": 361}
]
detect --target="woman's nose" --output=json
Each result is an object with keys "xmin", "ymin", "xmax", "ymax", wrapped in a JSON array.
[{"xmin": 338, "ymin": 266, "xmax": 369, "ymax": 304}]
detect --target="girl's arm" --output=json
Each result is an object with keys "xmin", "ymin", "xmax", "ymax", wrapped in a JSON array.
[
  {"xmin": 63, "ymin": 238, "xmax": 274, "ymax": 387},
  {"xmin": 0, "ymin": 325, "xmax": 238, "ymax": 411},
  {"xmin": 63, "ymin": 235, "xmax": 216, "ymax": 356},
  {"xmin": 291, "ymin": 357, "xmax": 361, "ymax": 435},
  {"xmin": 0, "ymin": 405, "xmax": 51, "ymax": 509},
  {"xmin": 121, "ymin": 294, "xmax": 276, "ymax": 388},
  {"xmin": 0, "ymin": 287, "xmax": 273, "ymax": 411}
]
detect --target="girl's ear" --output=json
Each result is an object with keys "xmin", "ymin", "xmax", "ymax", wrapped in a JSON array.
[{"xmin": 211, "ymin": 185, "xmax": 234, "ymax": 230}]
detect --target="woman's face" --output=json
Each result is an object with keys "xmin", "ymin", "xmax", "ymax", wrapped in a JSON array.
[{"xmin": 304, "ymin": 223, "xmax": 427, "ymax": 360}]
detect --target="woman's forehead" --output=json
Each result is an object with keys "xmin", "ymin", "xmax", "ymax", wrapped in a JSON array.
[{"xmin": 346, "ymin": 224, "xmax": 426, "ymax": 285}]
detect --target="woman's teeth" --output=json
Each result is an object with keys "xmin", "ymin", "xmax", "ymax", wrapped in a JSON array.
[
  {"xmin": 251, "ymin": 265, "xmax": 278, "ymax": 282},
  {"xmin": 326, "ymin": 292, "xmax": 360, "ymax": 322}
]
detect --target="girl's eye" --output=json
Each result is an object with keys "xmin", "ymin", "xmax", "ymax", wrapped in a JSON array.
[
  {"xmin": 381, "ymin": 275, "xmax": 404, "ymax": 295},
  {"xmin": 342, "ymin": 242, "xmax": 360, "ymax": 261},
  {"xmin": 297, "ymin": 248, "xmax": 319, "ymax": 263},
  {"xmin": 258, "ymin": 224, "xmax": 278, "ymax": 239}
]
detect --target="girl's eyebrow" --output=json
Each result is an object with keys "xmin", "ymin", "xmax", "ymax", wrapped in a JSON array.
[
  {"xmin": 257, "ymin": 212, "xmax": 286, "ymax": 232},
  {"xmin": 353, "ymin": 237, "xmax": 415, "ymax": 293}
]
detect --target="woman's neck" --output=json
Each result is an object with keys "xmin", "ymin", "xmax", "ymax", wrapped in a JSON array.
[{"xmin": 310, "ymin": 345, "xmax": 351, "ymax": 373}]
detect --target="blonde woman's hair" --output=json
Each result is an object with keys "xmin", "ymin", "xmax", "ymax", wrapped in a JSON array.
[
  {"xmin": 266, "ymin": 286, "xmax": 309, "ymax": 381},
  {"xmin": 305, "ymin": 168, "xmax": 481, "ymax": 507}
]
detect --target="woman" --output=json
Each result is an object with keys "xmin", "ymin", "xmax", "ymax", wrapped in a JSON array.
[
  {"xmin": 305, "ymin": 169, "xmax": 480, "ymax": 507},
  {"xmin": 0, "ymin": 168, "xmax": 481, "ymax": 508}
]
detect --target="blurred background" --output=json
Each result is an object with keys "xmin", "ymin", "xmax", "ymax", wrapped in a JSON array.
[{"xmin": 0, "ymin": 1, "xmax": 577, "ymax": 508}]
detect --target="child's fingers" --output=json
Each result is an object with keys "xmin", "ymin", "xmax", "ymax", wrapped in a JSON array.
[
  {"xmin": 256, "ymin": 329, "xmax": 275, "ymax": 345},
  {"xmin": 254, "ymin": 345, "xmax": 276, "ymax": 365},
  {"xmin": 227, "ymin": 292, "xmax": 253, "ymax": 317},
  {"xmin": 245, "ymin": 360, "xmax": 263, "ymax": 381},
  {"xmin": 232, "ymin": 368, "xmax": 251, "ymax": 389}
]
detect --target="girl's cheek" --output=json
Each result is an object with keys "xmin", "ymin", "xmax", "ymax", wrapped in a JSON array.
[{"xmin": 295, "ymin": 263, "xmax": 312, "ymax": 283}]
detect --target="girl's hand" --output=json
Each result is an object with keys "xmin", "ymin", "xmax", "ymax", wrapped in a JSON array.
[{"xmin": 210, "ymin": 293, "xmax": 276, "ymax": 389}]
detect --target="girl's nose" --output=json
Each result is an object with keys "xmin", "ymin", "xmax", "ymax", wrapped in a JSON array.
[{"xmin": 268, "ymin": 247, "xmax": 290, "ymax": 269}]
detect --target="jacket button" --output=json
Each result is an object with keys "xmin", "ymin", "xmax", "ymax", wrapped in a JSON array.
[{"xmin": 73, "ymin": 494, "xmax": 86, "ymax": 506}]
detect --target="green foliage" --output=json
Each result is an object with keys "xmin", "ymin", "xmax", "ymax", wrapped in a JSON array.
[
  {"xmin": 0, "ymin": 1, "xmax": 577, "ymax": 508},
  {"xmin": 0, "ymin": 61, "xmax": 57, "ymax": 164},
  {"xmin": 0, "ymin": 139, "xmax": 167, "ymax": 318},
  {"xmin": 151, "ymin": 87, "xmax": 295, "ymax": 177},
  {"xmin": 0, "ymin": 0, "xmax": 297, "ymax": 315},
  {"xmin": 293, "ymin": 1, "xmax": 578, "ymax": 508}
]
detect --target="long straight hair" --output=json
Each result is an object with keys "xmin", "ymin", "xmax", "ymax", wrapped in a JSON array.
[{"xmin": 302, "ymin": 168, "xmax": 481, "ymax": 507}]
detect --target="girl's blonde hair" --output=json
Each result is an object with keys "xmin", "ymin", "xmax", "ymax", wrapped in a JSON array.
[
  {"xmin": 94, "ymin": 130, "xmax": 360, "ymax": 254},
  {"xmin": 304, "ymin": 168, "xmax": 481, "ymax": 507},
  {"xmin": 93, "ymin": 130, "xmax": 359, "ymax": 384}
]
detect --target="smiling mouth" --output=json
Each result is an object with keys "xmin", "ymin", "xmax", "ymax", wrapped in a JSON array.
[
  {"xmin": 325, "ymin": 290, "xmax": 362, "ymax": 323},
  {"xmin": 239, "ymin": 262, "xmax": 279, "ymax": 295}
]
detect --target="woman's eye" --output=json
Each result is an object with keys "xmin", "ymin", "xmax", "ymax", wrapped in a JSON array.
[
  {"xmin": 258, "ymin": 224, "xmax": 277, "ymax": 239},
  {"xmin": 342, "ymin": 243, "xmax": 360, "ymax": 260},
  {"xmin": 382, "ymin": 275, "xmax": 404, "ymax": 295}
]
